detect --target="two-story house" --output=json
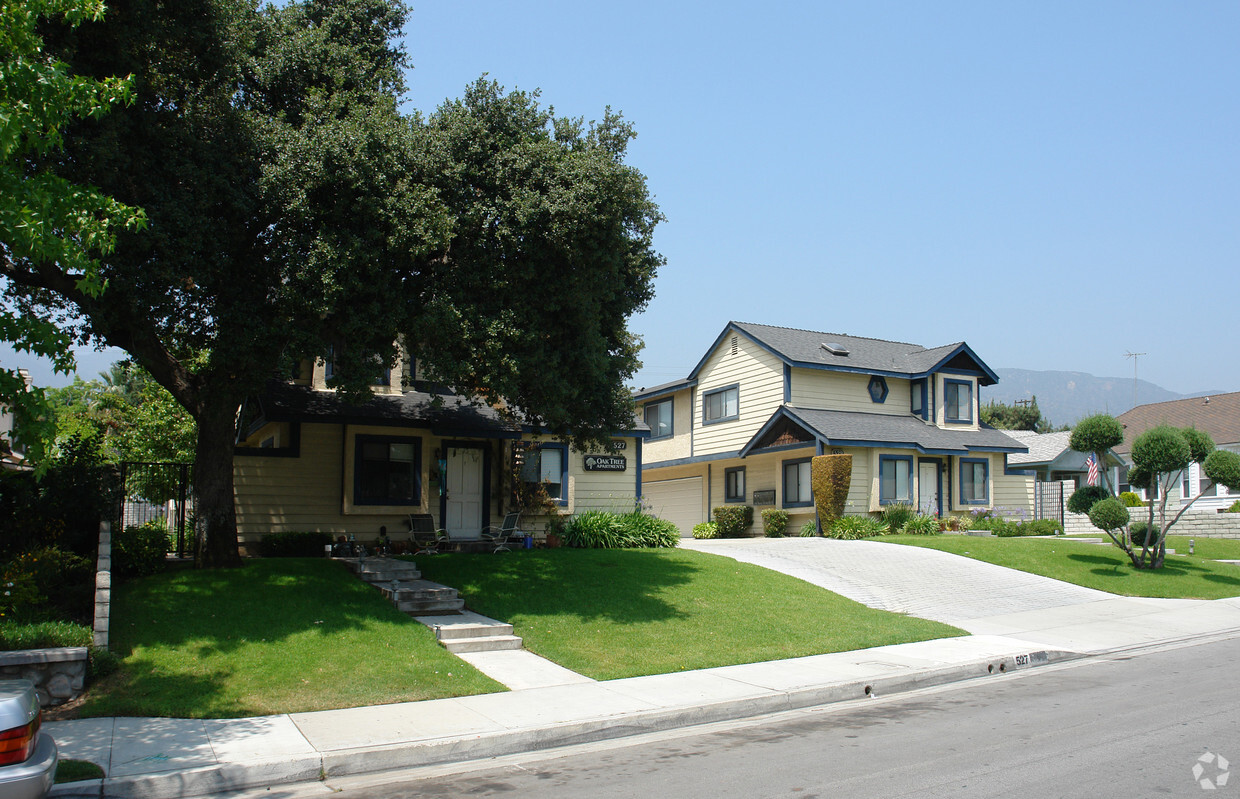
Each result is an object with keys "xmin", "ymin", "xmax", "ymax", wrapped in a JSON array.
[
  {"xmin": 636, "ymin": 322, "xmax": 1031, "ymax": 535},
  {"xmin": 232, "ymin": 351, "xmax": 647, "ymax": 550}
]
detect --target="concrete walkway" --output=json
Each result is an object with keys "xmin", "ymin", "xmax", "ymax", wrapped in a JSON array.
[{"xmin": 46, "ymin": 540, "xmax": 1240, "ymax": 799}]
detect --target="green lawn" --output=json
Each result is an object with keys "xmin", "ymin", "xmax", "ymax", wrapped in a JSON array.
[
  {"xmin": 80, "ymin": 559, "xmax": 505, "ymax": 719},
  {"xmin": 415, "ymin": 548, "xmax": 965, "ymax": 680},
  {"xmin": 880, "ymin": 534, "xmax": 1240, "ymax": 600}
]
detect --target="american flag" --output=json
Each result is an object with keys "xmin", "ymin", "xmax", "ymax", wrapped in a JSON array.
[{"xmin": 1086, "ymin": 453, "xmax": 1100, "ymax": 486}]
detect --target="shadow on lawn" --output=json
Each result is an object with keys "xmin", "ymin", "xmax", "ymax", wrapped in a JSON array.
[
  {"xmin": 415, "ymin": 549, "xmax": 702, "ymax": 624},
  {"xmin": 110, "ymin": 558, "xmax": 419, "ymax": 657}
]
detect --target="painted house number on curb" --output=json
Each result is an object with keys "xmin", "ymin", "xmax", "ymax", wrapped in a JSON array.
[{"xmin": 1014, "ymin": 651, "xmax": 1049, "ymax": 667}]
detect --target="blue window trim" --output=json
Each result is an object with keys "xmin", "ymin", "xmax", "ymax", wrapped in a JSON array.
[
  {"xmin": 644, "ymin": 398, "xmax": 674, "ymax": 441},
  {"xmin": 783, "ymin": 365, "xmax": 792, "ymax": 404},
  {"xmin": 868, "ymin": 375, "xmax": 889, "ymax": 404},
  {"xmin": 944, "ymin": 379, "xmax": 973, "ymax": 424},
  {"xmin": 910, "ymin": 378, "xmax": 928, "ymax": 420},
  {"xmin": 354, "ymin": 434, "xmax": 422, "ymax": 506},
  {"xmin": 702, "ymin": 384, "xmax": 740, "ymax": 426},
  {"xmin": 959, "ymin": 457, "xmax": 989, "ymax": 505},
  {"xmin": 878, "ymin": 454, "xmax": 914, "ymax": 506},
  {"xmin": 724, "ymin": 466, "xmax": 746, "ymax": 503},
  {"xmin": 525, "ymin": 442, "xmax": 570, "ymax": 507},
  {"xmin": 781, "ymin": 457, "xmax": 814, "ymax": 508}
]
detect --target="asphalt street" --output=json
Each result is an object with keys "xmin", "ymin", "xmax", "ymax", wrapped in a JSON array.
[{"xmin": 270, "ymin": 633, "xmax": 1240, "ymax": 799}]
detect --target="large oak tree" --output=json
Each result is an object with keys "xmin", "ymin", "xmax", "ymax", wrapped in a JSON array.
[{"xmin": 2, "ymin": 0, "xmax": 663, "ymax": 566}]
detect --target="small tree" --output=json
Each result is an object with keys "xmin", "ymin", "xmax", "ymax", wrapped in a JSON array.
[
  {"xmin": 811, "ymin": 454, "xmax": 851, "ymax": 534},
  {"xmin": 1068, "ymin": 414, "xmax": 1124, "ymax": 494},
  {"xmin": 1094, "ymin": 425, "xmax": 1240, "ymax": 569}
]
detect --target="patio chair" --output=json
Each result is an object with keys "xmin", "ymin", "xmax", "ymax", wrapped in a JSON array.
[
  {"xmin": 481, "ymin": 513, "xmax": 524, "ymax": 553},
  {"xmin": 408, "ymin": 513, "xmax": 449, "ymax": 555}
]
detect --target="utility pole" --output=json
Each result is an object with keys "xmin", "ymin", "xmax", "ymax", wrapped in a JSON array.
[{"xmin": 1124, "ymin": 351, "xmax": 1146, "ymax": 410}]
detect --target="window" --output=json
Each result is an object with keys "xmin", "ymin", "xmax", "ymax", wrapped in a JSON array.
[
  {"xmin": 782, "ymin": 458, "xmax": 812, "ymax": 507},
  {"xmin": 868, "ymin": 375, "xmax": 889, "ymax": 404},
  {"xmin": 644, "ymin": 399, "xmax": 673, "ymax": 440},
  {"xmin": 703, "ymin": 385, "xmax": 739, "ymax": 424},
  {"xmin": 1184, "ymin": 463, "xmax": 1217, "ymax": 499},
  {"xmin": 960, "ymin": 458, "xmax": 989, "ymax": 504},
  {"xmin": 911, "ymin": 379, "xmax": 927, "ymax": 418},
  {"xmin": 355, "ymin": 435, "xmax": 421, "ymax": 505},
  {"xmin": 725, "ymin": 467, "xmax": 746, "ymax": 503},
  {"xmin": 944, "ymin": 380, "xmax": 972, "ymax": 423},
  {"xmin": 879, "ymin": 455, "xmax": 913, "ymax": 505},
  {"xmin": 521, "ymin": 444, "xmax": 568, "ymax": 504}
]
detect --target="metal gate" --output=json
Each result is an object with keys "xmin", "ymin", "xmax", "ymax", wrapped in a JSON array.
[
  {"xmin": 118, "ymin": 462, "xmax": 193, "ymax": 558},
  {"xmin": 1033, "ymin": 481, "xmax": 1064, "ymax": 527}
]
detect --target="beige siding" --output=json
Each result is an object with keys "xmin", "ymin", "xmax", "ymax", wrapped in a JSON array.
[
  {"xmin": 567, "ymin": 436, "xmax": 641, "ymax": 514},
  {"xmin": 935, "ymin": 373, "xmax": 979, "ymax": 431},
  {"xmin": 694, "ymin": 334, "xmax": 783, "ymax": 455},
  {"xmin": 640, "ymin": 463, "xmax": 710, "ymax": 523},
  {"xmin": 993, "ymin": 463, "xmax": 1035, "ymax": 517},
  {"xmin": 790, "ymin": 370, "xmax": 912, "ymax": 415},
  {"xmin": 234, "ymin": 423, "xmax": 426, "ymax": 539},
  {"xmin": 641, "ymin": 387, "xmax": 693, "ymax": 463}
]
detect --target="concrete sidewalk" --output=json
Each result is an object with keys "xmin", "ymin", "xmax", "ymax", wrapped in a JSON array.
[{"xmin": 45, "ymin": 542, "xmax": 1240, "ymax": 799}]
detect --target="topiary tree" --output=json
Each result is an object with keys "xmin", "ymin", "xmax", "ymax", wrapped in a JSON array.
[
  {"xmin": 811, "ymin": 454, "xmax": 851, "ymax": 534},
  {"xmin": 1067, "ymin": 485, "xmax": 1110, "ymax": 515},
  {"xmin": 1068, "ymin": 414, "xmax": 1124, "ymax": 494},
  {"xmin": 1095, "ymin": 425, "xmax": 1240, "ymax": 568}
]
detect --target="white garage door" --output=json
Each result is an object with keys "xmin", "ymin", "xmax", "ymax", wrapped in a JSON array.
[{"xmin": 643, "ymin": 477, "xmax": 704, "ymax": 537}]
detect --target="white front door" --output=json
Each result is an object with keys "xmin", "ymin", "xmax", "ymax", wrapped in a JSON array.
[
  {"xmin": 445, "ymin": 446, "xmax": 484, "ymax": 537},
  {"xmin": 919, "ymin": 461, "xmax": 940, "ymax": 515}
]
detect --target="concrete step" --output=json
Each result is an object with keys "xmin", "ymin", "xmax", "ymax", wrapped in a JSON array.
[
  {"xmin": 432, "ymin": 621, "xmax": 515, "ymax": 640},
  {"xmin": 396, "ymin": 598, "xmax": 465, "ymax": 615},
  {"xmin": 379, "ymin": 580, "xmax": 458, "ymax": 601},
  {"xmin": 441, "ymin": 635, "xmax": 524, "ymax": 653}
]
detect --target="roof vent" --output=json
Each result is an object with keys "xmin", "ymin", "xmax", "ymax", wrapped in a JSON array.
[{"xmin": 821, "ymin": 342, "xmax": 849, "ymax": 357}]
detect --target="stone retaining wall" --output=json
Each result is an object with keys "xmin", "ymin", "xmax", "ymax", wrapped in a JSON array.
[
  {"xmin": 0, "ymin": 647, "xmax": 87, "ymax": 707},
  {"xmin": 1065, "ymin": 508, "xmax": 1240, "ymax": 538}
]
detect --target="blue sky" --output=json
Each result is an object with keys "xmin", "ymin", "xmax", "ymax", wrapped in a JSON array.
[{"xmin": 6, "ymin": 1, "xmax": 1238, "ymax": 396}]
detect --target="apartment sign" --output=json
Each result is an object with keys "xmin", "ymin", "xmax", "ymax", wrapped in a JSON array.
[{"xmin": 583, "ymin": 455, "xmax": 627, "ymax": 472}]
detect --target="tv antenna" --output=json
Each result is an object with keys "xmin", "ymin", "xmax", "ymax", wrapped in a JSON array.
[{"xmin": 1124, "ymin": 351, "xmax": 1146, "ymax": 410}]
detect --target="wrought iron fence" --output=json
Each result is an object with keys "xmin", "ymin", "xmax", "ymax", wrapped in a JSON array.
[
  {"xmin": 1033, "ymin": 480, "xmax": 1064, "ymax": 528},
  {"xmin": 117, "ymin": 461, "xmax": 193, "ymax": 558}
]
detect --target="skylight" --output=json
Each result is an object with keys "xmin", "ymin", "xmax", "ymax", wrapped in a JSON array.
[{"xmin": 821, "ymin": 342, "xmax": 849, "ymax": 356}]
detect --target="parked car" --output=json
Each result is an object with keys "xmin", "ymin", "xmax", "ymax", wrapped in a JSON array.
[{"xmin": 0, "ymin": 680, "xmax": 57, "ymax": 799}]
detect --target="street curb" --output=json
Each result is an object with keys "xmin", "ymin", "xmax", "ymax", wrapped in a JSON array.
[{"xmin": 50, "ymin": 646, "xmax": 1080, "ymax": 799}]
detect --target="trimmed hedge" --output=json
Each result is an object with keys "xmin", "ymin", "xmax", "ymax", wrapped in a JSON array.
[
  {"xmin": 811, "ymin": 454, "xmax": 851, "ymax": 525},
  {"xmin": 761, "ymin": 509, "xmax": 790, "ymax": 537},
  {"xmin": 114, "ymin": 521, "xmax": 171, "ymax": 581},
  {"xmin": 692, "ymin": 521, "xmax": 720, "ymax": 539},
  {"xmin": 259, "ymin": 531, "xmax": 335, "ymax": 558},
  {"xmin": 1067, "ymin": 485, "xmax": 1110, "ymax": 515},
  {"xmin": 713, "ymin": 505, "xmax": 754, "ymax": 538}
]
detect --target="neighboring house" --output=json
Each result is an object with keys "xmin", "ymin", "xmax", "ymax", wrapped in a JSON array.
[
  {"xmin": 635, "ymin": 322, "xmax": 1031, "ymax": 535},
  {"xmin": 233, "ymin": 352, "xmax": 647, "ymax": 549},
  {"xmin": 1114, "ymin": 392, "xmax": 1240, "ymax": 511},
  {"xmin": 1003, "ymin": 430, "xmax": 1123, "ymax": 488},
  {"xmin": 0, "ymin": 368, "xmax": 32, "ymax": 471}
]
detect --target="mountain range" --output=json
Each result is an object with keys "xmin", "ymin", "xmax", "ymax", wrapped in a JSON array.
[{"xmin": 984, "ymin": 369, "xmax": 1227, "ymax": 429}]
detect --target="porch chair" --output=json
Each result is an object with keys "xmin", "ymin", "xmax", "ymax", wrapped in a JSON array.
[
  {"xmin": 407, "ymin": 513, "xmax": 449, "ymax": 555},
  {"xmin": 481, "ymin": 513, "xmax": 524, "ymax": 553}
]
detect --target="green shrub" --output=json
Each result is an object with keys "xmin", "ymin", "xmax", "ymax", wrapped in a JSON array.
[
  {"xmin": 992, "ymin": 518, "xmax": 1063, "ymax": 537},
  {"xmin": 1067, "ymin": 485, "xmax": 1110, "ymax": 515},
  {"xmin": 712, "ymin": 505, "xmax": 754, "ymax": 538},
  {"xmin": 900, "ymin": 514, "xmax": 940, "ymax": 535},
  {"xmin": 941, "ymin": 514, "xmax": 974, "ymax": 532},
  {"xmin": 879, "ymin": 503, "xmax": 915, "ymax": 531},
  {"xmin": 258, "ymin": 531, "xmax": 335, "ymax": 557},
  {"xmin": 88, "ymin": 646, "xmax": 120, "ymax": 680},
  {"xmin": 761, "ymin": 509, "xmax": 790, "ymax": 537},
  {"xmin": 1204, "ymin": 450, "xmax": 1240, "ymax": 493},
  {"xmin": 1088, "ymin": 497, "xmax": 1130, "ymax": 533},
  {"xmin": 1119, "ymin": 491, "xmax": 1146, "ymax": 507},
  {"xmin": 828, "ymin": 516, "xmax": 889, "ymax": 540},
  {"xmin": 1129, "ymin": 521, "xmax": 1153, "ymax": 546},
  {"xmin": 799, "ymin": 520, "xmax": 820, "ymax": 537},
  {"xmin": 114, "ymin": 520, "xmax": 171, "ymax": 581},
  {"xmin": 692, "ymin": 521, "xmax": 720, "ymax": 539},
  {"xmin": 811, "ymin": 454, "xmax": 851, "ymax": 525},
  {"xmin": 1227, "ymin": 499, "xmax": 1240, "ymax": 513},
  {"xmin": 562, "ymin": 511, "xmax": 678, "ymax": 548}
]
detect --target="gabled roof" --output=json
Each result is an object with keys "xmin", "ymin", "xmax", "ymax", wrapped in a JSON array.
[
  {"xmin": 688, "ymin": 322, "xmax": 1000, "ymax": 385},
  {"xmin": 632, "ymin": 377, "xmax": 697, "ymax": 401},
  {"xmin": 1003, "ymin": 430, "xmax": 1123, "ymax": 470},
  {"xmin": 1114, "ymin": 391, "xmax": 1240, "ymax": 455},
  {"xmin": 739, "ymin": 406, "xmax": 1028, "ymax": 457}
]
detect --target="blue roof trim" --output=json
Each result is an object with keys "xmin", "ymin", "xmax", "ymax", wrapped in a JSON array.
[
  {"xmin": 632, "ymin": 378, "xmax": 698, "ymax": 400},
  {"xmin": 738, "ymin": 406, "xmax": 817, "ymax": 457},
  {"xmin": 914, "ymin": 343, "xmax": 1000, "ymax": 386},
  {"xmin": 688, "ymin": 322, "xmax": 792, "ymax": 379},
  {"xmin": 642, "ymin": 450, "xmax": 744, "ymax": 471}
]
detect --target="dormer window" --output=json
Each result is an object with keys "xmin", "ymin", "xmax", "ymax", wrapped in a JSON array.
[{"xmin": 944, "ymin": 379, "xmax": 972, "ymax": 423}]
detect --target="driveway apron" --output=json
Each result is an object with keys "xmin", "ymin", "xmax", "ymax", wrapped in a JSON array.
[{"xmin": 681, "ymin": 537, "xmax": 1115, "ymax": 625}]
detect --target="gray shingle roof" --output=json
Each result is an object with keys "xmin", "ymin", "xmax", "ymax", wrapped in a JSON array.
[
  {"xmin": 745, "ymin": 406, "xmax": 1027, "ymax": 456},
  {"xmin": 1003, "ymin": 430, "xmax": 1073, "ymax": 465},
  {"xmin": 724, "ymin": 322, "xmax": 998, "ymax": 384}
]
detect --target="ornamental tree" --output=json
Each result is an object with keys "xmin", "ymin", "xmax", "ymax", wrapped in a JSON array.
[
  {"xmin": 4, "ymin": 0, "xmax": 662, "ymax": 567},
  {"xmin": 1097, "ymin": 425, "xmax": 1240, "ymax": 569},
  {"xmin": 1068, "ymin": 413, "xmax": 1124, "ymax": 494}
]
